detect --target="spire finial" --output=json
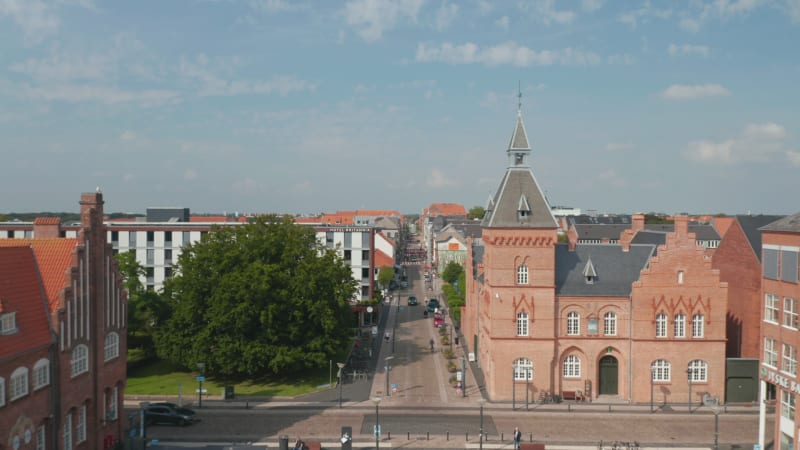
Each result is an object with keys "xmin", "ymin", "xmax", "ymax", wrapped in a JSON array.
[{"xmin": 517, "ymin": 81, "xmax": 522, "ymax": 114}]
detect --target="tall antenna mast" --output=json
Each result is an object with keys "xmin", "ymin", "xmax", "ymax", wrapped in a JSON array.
[{"xmin": 517, "ymin": 80, "xmax": 522, "ymax": 113}]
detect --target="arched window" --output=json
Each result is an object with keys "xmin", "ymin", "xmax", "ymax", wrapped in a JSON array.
[
  {"xmin": 517, "ymin": 265, "xmax": 529, "ymax": 285},
  {"xmin": 674, "ymin": 314, "xmax": 686, "ymax": 338},
  {"xmin": 513, "ymin": 358, "xmax": 533, "ymax": 381},
  {"xmin": 71, "ymin": 345, "xmax": 89, "ymax": 377},
  {"xmin": 603, "ymin": 312, "xmax": 617, "ymax": 336},
  {"xmin": 10, "ymin": 367, "xmax": 29, "ymax": 401},
  {"xmin": 33, "ymin": 358, "xmax": 50, "ymax": 389},
  {"xmin": 688, "ymin": 360, "xmax": 708, "ymax": 382},
  {"xmin": 567, "ymin": 312, "xmax": 580, "ymax": 335},
  {"xmin": 516, "ymin": 312, "xmax": 529, "ymax": 336},
  {"xmin": 692, "ymin": 314, "xmax": 705, "ymax": 338},
  {"xmin": 651, "ymin": 359, "xmax": 671, "ymax": 382},
  {"xmin": 655, "ymin": 313, "xmax": 667, "ymax": 338},
  {"xmin": 0, "ymin": 376, "xmax": 5, "ymax": 407},
  {"xmin": 105, "ymin": 332, "xmax": 120, "ymax": 362},
  {"xmin": 563, "ymin": 355, "xmax": 581, "ymax": 378}
]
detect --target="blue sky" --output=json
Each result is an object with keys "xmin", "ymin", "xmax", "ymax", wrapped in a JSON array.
[{"xmin": 1, "ymin": 0, "xmax": 798, "ymax": 216}]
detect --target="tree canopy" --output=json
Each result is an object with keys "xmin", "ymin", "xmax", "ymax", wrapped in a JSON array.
[
  {"xmin": 441, "ymin": 261, "xmax": 464, "ymax": 284},
  {"xmin": 154, "ymin": 215, "xmax": 357, "ymax": 378},
  {"xmin": 377, "ymin": 266, "xmax": 395, "ymax": 291},
  {"xmin": 115, "ymin": 250, "xmax": 168, "ymax": 361},
  {"xmin": 467, "ymin": 206, "xmax": 485, "ymax": 220}
]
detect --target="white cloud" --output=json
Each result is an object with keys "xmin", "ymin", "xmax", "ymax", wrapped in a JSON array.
[
  {"xmin": 596, "ymin": 169, "xmax": 627, "ymax": 188},
  {"xmin": 787, "ymin": 150, "xmax": 800, "ymax": 167},
  {"xmin": 120, "ymin": 130, "xmax": 136, "ymax": 141},
  {"xmin": 22, "ymin": 84, "xmax": 180, "ymax": 106},
  {"xmin": 520, "ymin": 0, "xmax": 576, "ymax": 25},
  {"xmin": 248, "ymin": 0, "xmax": 300, "ymax": 13},
  {"xmin": 435, "ymin": 1, "xmax": 458, "ymax": 31},
  {"xmin": 661, "ymin": 84, "xmax": 730, "ymax": 100},
  {"xmin": 788, "ymin": 0, "xmax": 800, "ymax": 23},
  {"xmin": 0, "ymin": 0, "xmax": 60, "ymax": 44},
  {"xmin": 679, "ymin": 17, "xmax": 702, "ymax": 32},
  {"xmin": 178, "ymin": 56, "xmax": 317, "ymax": 96},
  {"xmin": 427, "ymin": 168, "xmax": 457, "ymax": 188},
  {"xmin": 683, "ymin": 122, "xmax": 791, "ymax": 165},
  {"xmin": 495, "ymin": 15, "xmax": 509, "ymax": 30},
  {"xmin": 184, "ymin": 168, "xmax": 198, "ymax": 181},
  {"xmin": 582, "ymin": 0, "xmax": 605, "ymax": 12},
  {"xmin": 607, "ymin": 53, "xmax": 635, "ymax": 65},
  {"xmin": 343, "ymin": 0, "xmax": 424, "ymax": 42},
  {"xmin": 617, "ymin": 2, "xmax": 672, "ymax": 29},
  {"xmin": 10, "ymin": 53, "xmax": 115, "ymax": 81},
  {"xmin": 668, "ymin": 43, "xmax": 710, "ymax": 57},
  {"xmin": 416, "ymin": 41, "xmax": 601, "ymax": 66},
  {"xmin": 680, "ymin": 0, "xmax": 768, "ymax": 32}
]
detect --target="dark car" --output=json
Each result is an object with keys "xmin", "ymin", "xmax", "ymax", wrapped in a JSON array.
[
  {"xmin": 408, "ymin": 296, "xmax": 418, "ymax": 306},
  {"xmin": 144, "ymin": 403, "xmax": 198, "ymax": 426},
  {"xmin": 426, "ymin": 298, "xmax": 440, "ymax": 312}
]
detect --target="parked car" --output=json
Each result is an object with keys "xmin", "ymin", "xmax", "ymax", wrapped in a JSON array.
[
  {"xmin": 144, "ymin": 403, "xmax": 198, "ymax": 426},
  {"xmin": 433, "ymin": 313, "xmax": 445, "ymax": 328},
  {"xmin": 408, "ymin": 296, "xmax": 418, "ymax": 306}
]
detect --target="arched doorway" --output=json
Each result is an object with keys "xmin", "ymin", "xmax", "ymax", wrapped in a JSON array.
[{"xmin": 598, "ymin": 355, "xmax": 618, "ymax": 395}]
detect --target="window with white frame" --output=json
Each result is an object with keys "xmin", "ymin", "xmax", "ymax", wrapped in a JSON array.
[
  {"xmin": 782, "ymin": 390, "xmax": 796, "ymax": 421},
  {"xmin": 765, "ymin": 337, "xmax": 778, "ymax": 367},
  {"xmin": 677, "ymin": 270, "xmax": 684, "ymax": 284},
  {"xmin": 516, "ymin": 312, "xmax": 529, "ymax": 336},
  {"xmin": 656, "ymin": 313, "xmax": 667, "ymax": 338},
  {"xmin": 692, "ymin": 314, "xmax": 705, "ymax": 338},
  {"xmin": 63, "ymin": 413, "xmax": 72, "ymax": 450},
  {"xmin": 33, "ymin": 359, "xmax": 50, "ymax": 390},
  {"xmin": 674, "ymin": 313, "xmax": 686, "ymax": 338},
  {"xmin": 784, "ymin": 297, "xmax": 798, "ymax": 329},
  {"xmin": 765, "ymin": 293, "xmax": 780, "ymax": 324},
  {"xmin": 651, "ymin": 359, "xmax": 671, "ymax": 382},
  {"xmin": 513, "ymin": 358, "xmax": 533, "ymax": 381},
  {"xmin": 10, "ymin": 367, "xmax": 29, "ymax": 401},
  {"xmin": 105, "ymin": 332, "xmax": 120, "ymax": 361},
  {"xmin": 36, "ymin": 425, "xmax": 45, "ymax": 450},
  {"xmin": 0, "ymin": 311, "xmax": 17, "ymax": 334},
  {"xmin": 517, "ymin": 265, "xmax": 529, "ymax": 285},
  {"xmin": 0, "ymin": 376, "xmax": 5, "ymax": 407},
  {"xmin": 783, "ymin": 343, "xmax": 798, "ymax": 376},
  {"xmin": 563, "ymin": 355, "xmax": 581, "ymax": 378},
  {"xmin": 567, "ymin": 312, "xmax": 580, "ymax": 335},
  {"xmin": 71, "ymin": 345, "xmax": 89, "ymax": 377},
  {"xmin": 76, "ymin": 405, "xmax": 86, "ymax": 443},
  {"xmin": 109, "ymin": 386, "xmax": 119, "ymax": 420},
  {"xmin": 604, "ymin": 312, "xmax": 617, "ymax": 336},
  {"xmin": 688, "ymin": 360, "xmax": 708, "ymax": 382}
]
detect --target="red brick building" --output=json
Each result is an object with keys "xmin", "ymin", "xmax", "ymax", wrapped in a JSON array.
[
  {"xmin": 462, "ymin": 111, "xmax": 727, "ymax": 405},
  {"xmin": 0, "ymin": 192, "xmax": 128, "ymax": 450}
]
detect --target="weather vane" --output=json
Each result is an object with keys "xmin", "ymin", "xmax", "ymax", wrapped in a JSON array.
[{"xmin": 517, "ymin": 81, "xmax": 522, "ymax": 113}]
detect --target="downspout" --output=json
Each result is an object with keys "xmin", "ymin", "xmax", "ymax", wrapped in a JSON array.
[
  {"xmin": 628, "ymin": 293, "xmax": 634, "ymax": 403},
  {"xmin": 553, "ymin": 295, "xmax": 560, "ymax": 397}
]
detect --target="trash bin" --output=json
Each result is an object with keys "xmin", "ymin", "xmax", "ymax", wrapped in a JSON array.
[
  {"xmin": 279, "ymin": 435, "xmax": 289, "ymax": 450},
  {"xmin": 340, "ymin": 426, "xmax": 352, "ymax": 450},
  {"xmin": 224, "ymin": 385, "xmax": 235, "ymax": 400}
]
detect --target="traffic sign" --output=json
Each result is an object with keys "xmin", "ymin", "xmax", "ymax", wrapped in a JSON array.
[
  {"xmin": 373, "ymin": 425, "xmax": 381, "ymax": 437},
  {"xmin": 196, "ymin": 376, "xmax": 205, "ymax": 382}
]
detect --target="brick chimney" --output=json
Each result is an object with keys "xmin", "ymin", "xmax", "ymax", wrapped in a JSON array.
[
  {"xmin": 33, "ymin": 217, "xmax": 61, "ymax": 238},
  {"xmin": 674, "ymin": 214, "xmax": 689, "ymax": 238},
  {"xmin": 631, "ymin": 213, "xmax": 645, "ymax": 232}
]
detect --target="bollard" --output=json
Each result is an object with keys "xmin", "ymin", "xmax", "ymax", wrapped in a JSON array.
[
  {"xmin": 447, "ymin": 432, "xmax": 449, "ymax": 441},
  {"xmin": 501, "ymin": 432, "xmax": 504, "ymax": 441},
  {"xmin": 529, "ymin": 433, "xmax": 533, "ymax": 442},
  {"xmin": 407, "ymin": 432, "xmax": 410, "ymax": 440},
  {"xmin": 568, "ymin": 403, "xmax": 572, "ymax": 413},
  {"xmin": 427, "ymin": 432, "xmax": 430, "ymax": 440},
  {"xmin": 245, "ymin": 401, "xmax": 249, "ymax": 409},
  {"xmin": 466, "ymin": 433, "xmax": 469, "ymax": 441},
  {"xmin": 608, "ymin": 404, "xmax": 612, "ymax": 412},
  {"xmin": 388, "ymin": 432, "xmax": 391, "ymax": 440}
]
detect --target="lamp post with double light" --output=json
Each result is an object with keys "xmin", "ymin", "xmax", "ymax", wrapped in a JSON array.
[
  {"xmin": 512, "ymin": 362, "xmax": 518, "ymax": 410},
  {"xmin": 650, "ymin": 366, "xmax": 655, "ymax": 413},
  {"xmin": 526, "ymin": 367, "xmax": 531, "ymax": 411},
  {"xmin": 478, "ymin": 398, "xmax": 487, "ymax": 450},
  {"xmin": 337, "ymin": 362, "xmax": 345, "ymax": 408},
  {"xmin": 712, "ymin": 402, "xmax": 720, "ymax": 450},
  {"xmin": 385, "ymin": 356, "xmax": 394, "ymax": 397},
  {"xmin": 196, "ymin": 362, "xmax": 205, "ymax": 408},
  {"xmin": 372, "ymin": 397, "xmax": 382, "ymax": 450}
]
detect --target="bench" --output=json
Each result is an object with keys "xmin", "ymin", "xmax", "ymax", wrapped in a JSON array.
[{"xmin": 561, "ymin": 390, "xmax": 584, "ymax": 402}]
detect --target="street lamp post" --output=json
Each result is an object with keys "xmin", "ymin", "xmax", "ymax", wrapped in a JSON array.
[
  {"xmin": 337, "ymin": 362, "xmax": 346, "ymax": 408},
  {"xmin": 462, "ymin": 357, "xmax": 467, "ymax": 398},
  {"xmin": 478, "ymin": 398, "xmax": 487, "ymax": 450},
  {"xmin": 526, "ymin": 367, "xmax": 531, "ymax": 411},
  {"xmin": 712, "ymin": 403, "xmax": 720, "ymax": 450},
  {"xmin": 512, "ymin": 363, "xmax": 516, "ymax": 411},
  {"xmin": 196, "ymin": 362, "xmax": 205, "ymax": 409},
  {"xmin": 650, "ymin": 366, "xmax": 655, "ymax": 413},
  {"xmin": 372, "ymin": 397, "xmax": 382, "ymax": 450},
  {"xmin": 385, "ymin": 356, "xmax": 394, "ymax": 397},
  {"xmin": 687, "ymin": 368, "xmax": 694, "ymax": 413}
]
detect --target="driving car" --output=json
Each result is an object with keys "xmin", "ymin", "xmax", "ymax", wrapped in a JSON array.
[
  {"xmin": 426, "ymin": 298, "xmax": 440, "ymax": 312},
  {"xmin": 144, "ymin": 403, "xmax": 198, "ymax": 426},
  {"xmin": 407, "ymin": 296, "xmax": 418, "ymax": 306},
  {"xmin": 433, "ymin": 313, "xmax": 445, "ymax": 328}
]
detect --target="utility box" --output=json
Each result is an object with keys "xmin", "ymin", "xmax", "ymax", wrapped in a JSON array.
[
  {"xmin": 341, "ymin": 426, "xmax": 352, "ymax": 450},
  {"xmin": 224, "ymin": 385, "xmax": 235, "ymax": 400}
]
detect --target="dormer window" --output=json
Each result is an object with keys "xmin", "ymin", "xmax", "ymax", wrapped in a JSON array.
[
  {"xmin": 1, "ymin": 312, "xmax": 17, "ymax": 335},
  {"xmin": 517, "ymin": 195, "xmax": 531, "ymax": 222},
  {"xmin": 582, "ymin": 257, "xmax": 597, "ymax": 285}
]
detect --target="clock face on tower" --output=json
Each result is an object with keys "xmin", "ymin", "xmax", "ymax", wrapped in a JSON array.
[{"xmin": 515, "ymin": 153, "xmax": 524, "ymax": 165}]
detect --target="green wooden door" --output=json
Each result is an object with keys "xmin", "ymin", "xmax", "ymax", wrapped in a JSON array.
[{"xmin": 599, "ymin": 355, "xmax": 618, "ymax": 395}]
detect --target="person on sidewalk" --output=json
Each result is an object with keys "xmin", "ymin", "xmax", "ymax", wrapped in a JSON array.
[{"xmin": 513, "ymin": 427, "xmax": 522, "ymax": 450}]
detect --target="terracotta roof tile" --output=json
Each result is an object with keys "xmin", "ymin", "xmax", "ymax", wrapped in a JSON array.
[
  {"xmin": 0, "ymin": 247, "xmax": 54, "ymax": 358},
  {"xmin": 374, "ymin": 249, "xmax": 394, "ymax": 268},
  {"xmin": 0, "ymin": 238, "xmax": 78, "ymax": 311},
  {"xmin": 34, "ymin": 217, "xmax": 61, "ymax": 225},
  {"xmin": 190, "ymin": 216, "xmax": 229, "ymax": 222},
  {"xmin": 427, "ymin": 203, "xmax": 467, "ymax": 217}
]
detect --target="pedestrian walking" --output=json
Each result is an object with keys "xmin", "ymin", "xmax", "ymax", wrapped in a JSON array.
[{"xmin": 513, "ymin": 427, "xmax": 522, "ymax": 450}]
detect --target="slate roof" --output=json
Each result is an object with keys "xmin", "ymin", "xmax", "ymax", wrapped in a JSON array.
[
  {"xmin": 737, "ymin": 215, "xmax": 785, "ymax": 260},
  {"xmin": 760, "ymin": 212, "xmax": 800, "ymax": 233},
  {"xmin": 555, "ymin": 244, "xmax": 654, "ymax": 296},
  {"xmin": 631, "ymin": 230, "xmax": 667, "ymax": 248},
  {"xmin": 0, "ymin": 246, "xmax": 54, "ymax": 359},
  {"xmin": 0, "ymin": 238, "xmax": 78, "ymax": 311},
  {"xmin": 509, "ymin": 113, "xmax": 529, "ymax": 150},
  {"xmin": 573, "ymin": 224, "xmax": 629, "ymax": 241},
  {"xmin": 569, "ymin": 215, "xmax": 632, "ymax": 225},
  {"xmin": 644, "ymin": 223, "xmax": 721, "ymax": 241}
]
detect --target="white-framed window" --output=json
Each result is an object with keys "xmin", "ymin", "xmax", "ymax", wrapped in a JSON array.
[
  {"xmin": 688, "ymin": 360, "xmax": 708, "ymax": 382},
  {"xmin": 516, "ymin": 312, "xmax": 529, "ymax": 336},
  {"xmin": 63, "ymin": 413, "xmax": 73, "ymax": 450},
  {"xmin": 109, "ymin": 386, "xmax": 119, "ymax": 420},
  {"xmin": 782, "ymin": 390, "xmax": 796, "ymax": 420},
  {"xmin": 765, "ymin": 293, "xmax": 780, "ymax": 324},
  {"xmin": 0, "ymin": 312, "xmax": 18, "ymax": 334},
  {"xmin": 692, "ymin": 314, "xmax": 705, "ymax": 338},
  {"xmin": 513, "ymin": 358, "xmax": 533, "ymax": 381},
  {"xmin": 36, "ymin": 425, "xmax": 46, "ymax": 450},
  {"xmin": 783, "ymin": 343, "xmax": 798, "ymax": 376},
  {"xmin": 656, "ymin": 313, "xmax": 667, "ymax": 338},
  {"xmin": 651, "ymin": 359, "xmax": 671, "ymax": 382},
  {"xmin": 71, "ymin": 344, "xmax": 89, "ymax": 377},
  {"xmin": 563, "ymin": 355, "xmax": 581, "ymax": 378},
  {"xmin": 517, "ymin": 265, "xmax": 528, "ymax": 285},
  {"xmin": 677, "ymin": 270, "xmax": 684, "ymax": 284},
  {"xmin": 0, "ymin": 376, "xmax": 5, "ymax": 407},
  {"xmin": 567, "ymin": 312, "xmax": 580, "ymax": 336},
  {"xmin": 674, "ymin": 313, "xmax": 686, "ymax": 338},
  {"xmin": 784, "ymin": 297, "xmax": 798, "ymax": 329},
  {"xmin": 104, "ymin": 332, "xmax": 120, "ymax": 362},
  {"xmin": 10, "ymin": 367, "xmax": 29, "ymax": 401},
  {"xmin": 765, "ymin": 337, "xmax": 778, "ymax": 367},
  {"xmin": 604, "ymin": 312, "xmax": 617, "ymax": 336},
  {"xmin": 76, "ymin": 405, "xmax": 86, "ymax": 443},
  {"xmin": 33, "ymin": 359, "xmax": 50, "ymax": 390}
]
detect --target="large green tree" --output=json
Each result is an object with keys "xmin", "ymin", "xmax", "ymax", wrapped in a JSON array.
[
  {"xmin": 377, "ymin": 266, "xmax": 395, "ymax": 291},
  {"xmin": 154, "ymin": 215, "xmax": 357, "ymax": 378},
  {"xmin": 441, "ymin": 261, "xmax": 464, "ymax": 284},
  {"xmin": 115, "ymin": 250, "xmax": 168, "ymax": 360}
]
